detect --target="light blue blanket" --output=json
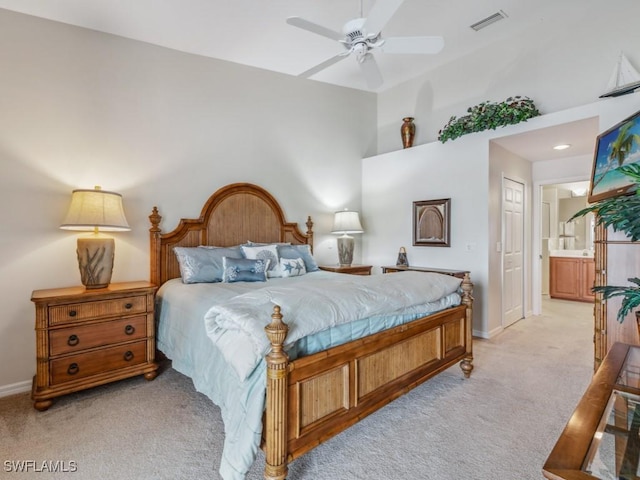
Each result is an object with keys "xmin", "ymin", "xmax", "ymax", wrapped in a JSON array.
[{"xmin": 156, "ymin": 271, "xmax": 461, "ymax": 480}]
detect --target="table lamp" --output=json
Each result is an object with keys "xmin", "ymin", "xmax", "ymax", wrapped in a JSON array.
[
  {"xmin": 331, "ymin": 209, "xmax": 364, "ymax": 267},
  {"xmin": 60, "ymin": 186, "xmax": 130, "ymax": 289}
]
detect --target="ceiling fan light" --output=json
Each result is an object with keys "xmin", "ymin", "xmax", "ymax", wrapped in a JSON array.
[
  {"xmin": 353, "ymin": 43, "xmax": 369, "ymax": 62},
  {"xmin": 470, "ymin": 10, "xmax": 508, "ymax": 31}
]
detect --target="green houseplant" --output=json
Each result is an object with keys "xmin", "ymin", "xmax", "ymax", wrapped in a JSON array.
[
  {"xmin": 570, "ymin": 163, "xmax": 640, "ymax": 323},
  {"xmin": 438, "ymin": 96, "xmax": 540, "ymax": 143}
]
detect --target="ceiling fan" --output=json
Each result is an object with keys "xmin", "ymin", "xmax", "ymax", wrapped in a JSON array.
[{"xmin": 286, "ymin": 0, "xmax": 444, "ymax": 89}]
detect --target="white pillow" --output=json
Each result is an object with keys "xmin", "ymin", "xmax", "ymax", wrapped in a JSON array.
[
  {"xmin": 241, "ymin": 244, "xmax": 280, "ymax": 277},
  {"xmin": 279, "ymin": 257, "xmax": 306, "ymax": 277}
]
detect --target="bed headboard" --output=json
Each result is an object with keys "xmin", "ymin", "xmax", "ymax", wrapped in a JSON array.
[{"xmin": 149, "ymin": 183, "xmax": 314, "ymax": 286}]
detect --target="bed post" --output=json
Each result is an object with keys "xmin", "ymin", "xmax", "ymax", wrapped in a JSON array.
[
  {"xmin": 459, "ymin": 272, "xmax": 474, "ymax": 378},
  {"xmin": 305, "ymin": 216, "xmax": 314, "ymax": 253},
  {"xmin": 149, "ymin": 207, "xmax": 162, "ymax": 287},
  {"xmin": 264, "ymin": 306, "xmax": 289, "ymax": 480}
]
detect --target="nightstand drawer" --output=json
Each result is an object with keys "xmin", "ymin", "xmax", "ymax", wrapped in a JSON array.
[
  {"xmin": 49, "ymin": 315, "xmax": 147, "ymax": 356},
  {"xmin": 50, "ymin": 340, "xmax": 147, "ymax": 385},
  {"xmin": 48, "ymin": 295, "xmax": 147, "ymax": 326}
]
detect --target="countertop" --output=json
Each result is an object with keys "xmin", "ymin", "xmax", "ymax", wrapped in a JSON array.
[{"xmin": 549, "ymin": 249, "xmax": 594, "ymax": 258}]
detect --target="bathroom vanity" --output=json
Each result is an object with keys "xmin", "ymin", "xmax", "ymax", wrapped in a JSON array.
[{"xmin": 549, "ymin": 250, "xmax": 595, "ymax": 303}]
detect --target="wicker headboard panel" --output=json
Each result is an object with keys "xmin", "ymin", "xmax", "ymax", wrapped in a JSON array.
[{"xmin": 149, "ymin": 183, "xmax": 314, "ymax": 286}]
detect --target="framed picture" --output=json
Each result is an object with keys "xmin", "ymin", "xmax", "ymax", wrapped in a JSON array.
[
  {"xmin": 589, "ymin": 108, "xmax": 640, "ymax": 203},
  {"xmin": 413, "ymin": 198, "xmax": 450, "ymax": 247}
]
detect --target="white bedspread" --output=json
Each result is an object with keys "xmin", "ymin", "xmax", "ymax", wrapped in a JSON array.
[{"xmin": 204, "ymin": 271, "xmax": 462, "ymax": 381}]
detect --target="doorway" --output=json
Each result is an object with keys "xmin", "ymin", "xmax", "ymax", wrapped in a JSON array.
[{"xmin": 539, "ymin": 180, "xmax": 593, "ymax": 309}]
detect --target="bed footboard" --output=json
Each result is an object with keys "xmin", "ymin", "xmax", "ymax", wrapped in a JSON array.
[{"xmin": 263, "ymin": 273, "xmax": 474, "ymax": 480}]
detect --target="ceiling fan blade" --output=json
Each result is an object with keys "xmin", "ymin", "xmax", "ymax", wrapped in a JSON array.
[
  {"xmin": 286, "ymin": 17, "xmax": 344, "ymax": 42},
  {"xmin": 299, "ymin": 54, "xmax": 347, "ymax": 78},
  {"xmin": 362, "ymin": 0, "xmax": 405, "ymax": 36},
  {"xmin": 381, "ymin": 36, "xmax": 445, "ymax": 54},
  {"xmin": 358, "ymin": 54, "xmax": 384, "ymax": 89}
]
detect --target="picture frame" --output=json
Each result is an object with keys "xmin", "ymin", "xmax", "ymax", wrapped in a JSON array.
[
  {"xmin": 413, "ymin": 198, "xmax": 450, "ymax": 247},
  {"xmin": 588, "ymin": 108, "xmax": 640, "ymax": 203}
]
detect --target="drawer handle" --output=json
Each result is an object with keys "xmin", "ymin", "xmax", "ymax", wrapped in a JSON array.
[
  {"xmin": 124, "ymin": 303, "xmax": 133, "ymax": 310},
  {"xmin": 67, "ymin": 334, "xmax": 80, "ymax": 347},
  {"xmin": 123, "ymin": 351, "xmax": 134, "ymax": 362},
  {"xmin": 67, "ymin": 363, "xmax": 79, "ymax": 375},
  {"xmin": 124, "ymin": 325, "xmax": 135, "ymax": 335},
  {"xmin": 68, "ymin": 310, "xmax": 77, "ymax": 317}
]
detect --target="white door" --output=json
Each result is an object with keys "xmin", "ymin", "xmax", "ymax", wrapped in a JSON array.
[{"xmin": 503, "ymin": 178, "xmax": 524, "ymax": 327}]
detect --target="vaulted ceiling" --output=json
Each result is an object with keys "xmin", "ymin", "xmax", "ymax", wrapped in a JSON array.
[
  {"xmin": 0, "ymin": 0, "xmax": 609, "ymax": 161},
  {"xmin": 0, "ymin": 0, "xmax": 597, "ymax": 93}
]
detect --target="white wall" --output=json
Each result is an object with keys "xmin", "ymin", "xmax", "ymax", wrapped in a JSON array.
[
  {"xmin": 363, "ymin": 93, "xmax": 640, "ymax": 338},
  {"xmin": 362, "ymin": 135, "xmax": 490, "ymax": 334},
  {"xmin": 375, "ymin": 0, "xmax": 640, "ymax": 154},
  {"xmin": 0, "ymin": 10, "xmax": 376, "ymax": 392}
]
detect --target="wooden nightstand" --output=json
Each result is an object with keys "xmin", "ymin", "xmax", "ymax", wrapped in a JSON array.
[
  {"xmin": 381, "ymin": 265, "xmax": 468, "ymax": 279},
  {"xmin": 31, "ymin": 281, "xmax": 159, "ymax": 411},
  {"xmin": 319, "ymin": 265, "xmax": 372, "ymax": 275}
]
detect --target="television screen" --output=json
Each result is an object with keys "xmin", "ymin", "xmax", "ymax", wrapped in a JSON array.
[{"xmin": 589, "ymin": 108, "xmax": 640, "ymax": 203}]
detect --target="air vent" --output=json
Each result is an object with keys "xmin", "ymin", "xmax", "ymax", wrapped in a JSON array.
[{"xmin": 470, "ymin": 10, "xmax": 508, "ymax": 31}]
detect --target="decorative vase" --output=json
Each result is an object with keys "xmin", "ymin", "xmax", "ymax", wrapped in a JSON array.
[{"xmin": 401, "ymin": 117, "xmax": 415, "ymax": 149}]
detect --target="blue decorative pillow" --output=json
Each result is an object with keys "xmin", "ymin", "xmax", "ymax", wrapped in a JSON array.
[
  {"xmin": 277, "ymin": 244, "xmax": 319, "ymax": 272},
  {"xmin": 222, "ymin": 257, "xmax": 269, "ymax": 283},
  {"xmin": 279, "ymin": 257, "xmax": 306, "ymax": 278},
  {"xmin": 173, "ymin": 246, "xmax": 243, "ymax": 284},
  {"xmin": 241, "ymin": 244, "xmax": 280, "ymax": 277}
]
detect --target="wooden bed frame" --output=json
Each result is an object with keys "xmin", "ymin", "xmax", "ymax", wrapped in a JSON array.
[{"xmin": 149, "ymin": 183, "xmax": 474, "ymax": 480}]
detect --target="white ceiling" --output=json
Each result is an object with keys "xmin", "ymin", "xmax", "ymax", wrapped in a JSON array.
[
  {"xmin": 0, "ymin": 0, "xmax": 595, "ymax": 93},
  {"xmin": 0, "ymin": 0, "xmax": 602, "ymax": 162},
  {"xmin": 492, "ymin": 117, "xmax": 599, "ymax": 162}
]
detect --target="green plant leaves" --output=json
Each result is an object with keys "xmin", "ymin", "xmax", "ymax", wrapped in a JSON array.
[
  {"xmin": 593, "ymin": 278, "xmax": 640, "ymax": 322},
  {"xmin": 438, "ymin": 96, "xmax": 540, "ymax": 143},
  {"xmin": 569, "ymin": 192, "xmax": 640, "ymax": 241}
]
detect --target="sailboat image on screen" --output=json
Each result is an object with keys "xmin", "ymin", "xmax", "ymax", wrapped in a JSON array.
[{"xmin": 600, "ymin": 52, "xmax": 640, "ymax": 98}]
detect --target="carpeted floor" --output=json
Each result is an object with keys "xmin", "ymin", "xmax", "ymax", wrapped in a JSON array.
[{"xmin": 1, "ymin": 298, "xmax": 593, "ymax": 480}]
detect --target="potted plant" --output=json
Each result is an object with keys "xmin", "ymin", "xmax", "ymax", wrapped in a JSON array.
[
  {"xmin": 570, "ymin": 163, "xmax": 640, "ymax": 325},
  {"xmin": 438, "ymin": 96, "xmax": 540, "ymax": 143}
]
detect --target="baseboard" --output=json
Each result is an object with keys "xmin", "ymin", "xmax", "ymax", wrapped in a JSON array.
[
  {"xmin": 473, "ymin": 325, "xmax": 504, "ymax": 339},
  {"xmin": 473, "ymin": 328, "xmax": 491, "ymax": 339},
  {"xmin": 0, "ymin": 379, "xmax": 31, "ymax": 398}
]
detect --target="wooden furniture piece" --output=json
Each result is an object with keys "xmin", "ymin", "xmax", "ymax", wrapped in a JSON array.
[
  {"xmin": 543, "ymin": 342, "xmax": 640, "ymax": 479},
  {"xmin": 318, "ymin": 264, "xmax": 372, "ymax": 275},
  {"xmin": 31, "ymin": 281, "xmax": 158, "ymax": 411},
  {"xmin": 594, "ymin": 225, "xmax": 640, "ymax": 370},
  {"xmin": 150, "ymin": 183, "xmax": 474, "ymax": 480},
  {"xmin": 382, "ymin": 265, "xmax": 468, "ymax": 279},
  {"xmin": 549, "ymin": 256, "xmax": 595, "ymax": 302}
]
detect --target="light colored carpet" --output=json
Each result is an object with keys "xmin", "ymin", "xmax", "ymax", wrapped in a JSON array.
[{"xmin": 1, "ymin": 298, "xmax": 593, "ymax": 480}]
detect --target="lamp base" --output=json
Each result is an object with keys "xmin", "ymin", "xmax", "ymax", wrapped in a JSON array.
[
  {"xmin": 336, "ymin": 235, "xmax": 355, "ymax": 267},
  {"xmin": 76, "ymin": 235, "xmax": 115, "ymax": 289}
]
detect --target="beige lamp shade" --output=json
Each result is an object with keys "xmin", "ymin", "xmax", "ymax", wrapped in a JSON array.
[
  {"xmin": 60, "ymin": 187, "xmax": 130, "ymax": 289},
  {"xmin": 331, "ymin": 210, "xmax": 364, "ymax": 234},
  {"xmin": 60, "ymin": 187, "xmax": 130, "ymax": 232},
  {"xmin": 331, "ymin": 210, "xmax": 364, "ymax": 267}
]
